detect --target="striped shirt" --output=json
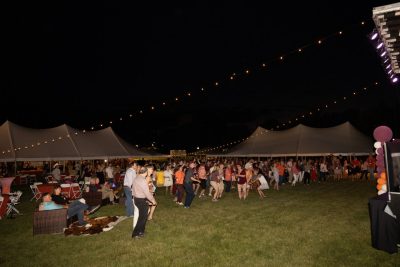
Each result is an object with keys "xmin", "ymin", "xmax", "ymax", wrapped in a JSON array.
[{"xmin": 124, "ymin": 168, "xmax": 136, "ymax": 188}]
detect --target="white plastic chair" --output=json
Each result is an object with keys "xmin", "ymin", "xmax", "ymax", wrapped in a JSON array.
[
  {"xmin": 30, "ymin": 182, "xmax": 43, "ymax": 201},
  {"xmin": 7, "ymin": 191, "xmax": 23, "ymax": 217},
  {"xmin": 70, "ymin": 183, "xmax": 81, "ymax": 199}
]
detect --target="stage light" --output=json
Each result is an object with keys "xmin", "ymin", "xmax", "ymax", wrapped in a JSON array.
[
  {"xmin": 390, "ymin": 74, "xmax": 394, "ymax": 78},
  {"xmin": 386, "ymin": 64, "xmax": 391, "ymax": 69},
  {"xmin": 392, "ymin": 77, "xmax": 398, "ymax": 83},
  {"xmin": 381, "ymin": 51, "xmax": 386, "ymax": 57},
  {"xmin": 384, "ymin": 58, "xmax": 389, "ymax": 63},
  {"xmin": 388, "ymin": 69, "xmax": 393, "ymax": 74},
  {"xmin": 371, "ymin": 32, "xmax": 378, "ymax": 40},
  {"xmin": 377, "ymin": 43, "xmax": 383, "ymax": 49}
]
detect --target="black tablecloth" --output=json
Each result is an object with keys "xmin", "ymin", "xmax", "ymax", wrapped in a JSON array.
[{"xmin": 368, "ymin": 196, "xmax": 400, "ymax": 254}]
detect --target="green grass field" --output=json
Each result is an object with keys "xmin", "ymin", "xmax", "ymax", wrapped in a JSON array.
[{"xmin": 0, "ymin": 181, "xmax": 399, "ymax": 267}]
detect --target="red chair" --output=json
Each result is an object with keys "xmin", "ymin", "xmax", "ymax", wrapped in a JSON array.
[
  {"xmin": 60, "ymin": 184, "xmax": 72, "ymax": 199},
  {"xmin": 0, "ymin": 195, "xmax": 10, "ymax": 219},
  {"xmin": 36, "ymin": 184, "xmax": 55, "ymax": 199}
]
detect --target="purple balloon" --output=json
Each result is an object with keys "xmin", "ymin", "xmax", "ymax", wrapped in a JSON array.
[
  {"xmin": 377, "ymin": 147, "xmax": 383, "ymax": 155},
  {"xmin": 373, "ymin": 126, "xmax": 393, "ymax": 142},
  {"xmin": 376, "ymin": 161, "xmax": 385, "ymax": 168},
  {"xmin": 377, "ymin": 153, "xmax": 384, "ymax": 161},
  {"xmin": 377, "ymin": 166, "xmax": 384, "ymax": 174}
]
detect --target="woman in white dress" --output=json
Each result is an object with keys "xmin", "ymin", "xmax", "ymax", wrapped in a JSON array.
[
  {"xmin": 253, "ymin": 168, "xmax": 269, "ymax": 198},
  {"xmin": 163, "ymin": 165, "xmax": 173, "ymax": 195}
]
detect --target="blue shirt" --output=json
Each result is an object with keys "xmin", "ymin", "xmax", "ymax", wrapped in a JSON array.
[{"xmin": 41, "ymin": 201, "xmax": 64, "ymax": 211}]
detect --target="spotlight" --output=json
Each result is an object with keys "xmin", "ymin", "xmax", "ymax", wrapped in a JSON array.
[
  {"xmin": 388, "ymin": 69, "xmax": 393, "ymax": 74},
  {"xmin": 371, "ymin": 32, "xmax": 378, "ymax": 40},
  {"xmin": 377, "ymin": 43, "xmax": 384, "ymax": 49},
  {"xmin": 380, "ymin": 51, "xmax": 387, "ymax": 57},
  {"xmin": 392, "ymin": 77, "xmax": 398, "ymax": 83},
  {"xmin": 390, "ymin": 74, "xmax": 394, "ymax": 78},
  {"xmin": 384, "ymin": 58, "xmax": 389, "ymax": 63},
  {"xmin": 386, "ymin": 64, "xmax": 391, "ymax": 69}
]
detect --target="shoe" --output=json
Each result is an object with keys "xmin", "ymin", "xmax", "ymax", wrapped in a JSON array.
[
  {"xmin": 184, "ymin": 206, "xmax": 190, "ymax": 209},
  {"xmin": 132, "ymin": 235, "xmax": 142, "ymax": 239},
  {"xmin": 212, "ymin": 199, "xmax": 218, "ymax": 202},
  {"xmin": 177, "ymin": 202, "xmax": 184, "ymax": 206},
  {"xmin": 78, "ymin": 221, "xmax": 90, "ymax": 227}
]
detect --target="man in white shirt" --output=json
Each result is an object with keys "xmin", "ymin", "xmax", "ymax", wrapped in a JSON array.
[
  {"xmin": 105, "ymin": 164, "xmax": 114, "ymax": 181},
  {"xmin": 52, "ymin": 163, "xmax": 61, "ymax": 182},
  {"xmin": 123, "ymin": 161, "xmax": 137, "ymax": 217}
]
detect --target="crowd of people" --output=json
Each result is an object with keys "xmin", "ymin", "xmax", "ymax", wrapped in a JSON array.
[{"xmin": 35, "ymin": 154, "xmax": 376, "ymax": 238}]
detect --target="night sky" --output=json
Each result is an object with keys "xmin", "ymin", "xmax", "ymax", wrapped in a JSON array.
[{"xmin": 4, "ymin": 1, "xmax": 400, "ymax": 153}]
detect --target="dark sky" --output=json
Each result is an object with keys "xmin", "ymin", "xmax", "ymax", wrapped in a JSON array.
[{"xmin": 4, "ymin": 1, "xmax": 400, "ymax": 152}]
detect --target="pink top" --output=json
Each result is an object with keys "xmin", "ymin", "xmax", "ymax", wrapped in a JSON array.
[{"xmin": 132, "ymin": 175, "xmax": 156, "ymax": 203}]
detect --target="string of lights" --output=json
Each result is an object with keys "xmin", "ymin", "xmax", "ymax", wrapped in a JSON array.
[
  {"xmin": 1, "ymin": 20, "xmax": 372, "ymax": 155},
  {"xmin": 83, "ymin": 21, "xmax": 369, "ymax": 131},
  {"xmin": 188, "ymin": 81, "xmax": 380, "ymax": 156}
]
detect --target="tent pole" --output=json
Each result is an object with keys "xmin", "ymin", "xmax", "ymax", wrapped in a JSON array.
[{"xmin": 80, "ymin": 160, "xmax": 83, "ymax": 179}]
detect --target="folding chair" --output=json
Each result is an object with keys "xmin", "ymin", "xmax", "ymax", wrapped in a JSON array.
[
  {"xmin": 70, "ymin": 183, "xmax": 81, "ymax": 199},
  {"xmin": 30, "ymin": 182, "xmax": 43, "ymax": 201},
  {"xmin": 36, "ymin": 184, "xmax": 55, "ymax": 197},
  {"xmin": 82, "ymin": 177, "xmax": 91, "ymax": 192},
  {"xmin": 45, "ymin": 175, "xmax": 58, "ymax": 184},
  {"xmin": 7, "ymin": 191, "xmax": 23, "ymax": 218},
  {"xmin": 0, "ymin": 195, "xmax": 10, "ymax": 219},
  {"xmin": 60, "ymin": 184, "xmax": 71, "ymax": 199}
]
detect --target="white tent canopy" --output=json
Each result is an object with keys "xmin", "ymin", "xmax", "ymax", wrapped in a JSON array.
[
  {"xmin": 0, "ymin": 121, "xmax": 151, "ymax": 161},
  {"xmin": 211, "ymin": 122, "xmax": 373, "ymax": 157}
]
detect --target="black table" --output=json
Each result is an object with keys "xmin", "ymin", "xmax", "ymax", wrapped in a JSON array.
[{"xmin": 368, "ymin": 196, "xmax": 400, "ymax": 254}]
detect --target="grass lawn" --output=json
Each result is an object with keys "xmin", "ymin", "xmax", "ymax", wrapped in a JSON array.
[{"xmin": 0, "ymin": 180, "xmax": 399, "ymax": 267}]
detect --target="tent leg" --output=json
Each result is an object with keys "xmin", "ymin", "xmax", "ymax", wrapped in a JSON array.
[{"xmin": 14, "ymin": 160, "xmax": 17, "ymax": 176}]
